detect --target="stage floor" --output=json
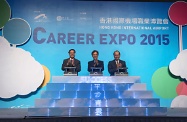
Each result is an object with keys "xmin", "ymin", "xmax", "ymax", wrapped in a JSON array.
[
  {"xmin": 0, "ymin": 116, "xmax": 187, "ymax": 122},
  {"xmin": 0, "ymin": 108, "xmax": 187, "ymax": 118}
]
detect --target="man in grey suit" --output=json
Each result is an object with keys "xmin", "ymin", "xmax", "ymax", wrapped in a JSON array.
[
  {"xmin": 61, "ymin": 49, "xmax": 81, "ymax": 74},
  {"xmin": 108, "ymin": 50, "xmax": 127, "ymax": 76}
]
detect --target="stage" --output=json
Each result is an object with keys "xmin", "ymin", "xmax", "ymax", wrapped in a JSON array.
[
  {"xmin": 0, "ymin": 106, "xmax": 187, "ymax": 122},
  {"xmin": 0, "ymin": 113, "xmax": 187, "ymax": 122},
  {"xmin": 1, "ymin": 76, "xmax": 186, "ymax": 121}
]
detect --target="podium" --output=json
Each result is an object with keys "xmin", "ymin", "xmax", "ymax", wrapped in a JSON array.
[
  {"xmin": 64, "ymin": 67, "xmax": 77, "ymax": 76},
  {"xmin": 89, "ymin": 67, "xmax": 103, "ymax": 76},
  {"xmin": 115, "ymin": 67, "xmax": 128, "ymax": 76}
]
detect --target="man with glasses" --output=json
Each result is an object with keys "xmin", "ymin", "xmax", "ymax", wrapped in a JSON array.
[{"xmin": 61, "ymin": 49, "xmax": 81, "ymax": 75}]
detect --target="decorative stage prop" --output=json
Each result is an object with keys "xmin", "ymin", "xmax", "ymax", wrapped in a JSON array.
[
  {"xmin": 0, "ymin": 1, "xmax": 44, "ymax": 99},
  {"xmin": 28, "ymin": 76, "xmax": 167, "ymax": 116}
]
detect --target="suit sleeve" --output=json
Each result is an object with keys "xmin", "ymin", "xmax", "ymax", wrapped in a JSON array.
[
  {"xmin": 108, "ymin": 61, "xmax": 117, "ymax": 75},
  {"xmin": 87, "ymin": 61, "xmax": 92, "ymax": 72},
  {"xmin": 122, "ymin": 61, "xmax": 127, "ymax": 68},
  {"xmin": 121, "ymin": 61, "xmax": 127, "ymax": 72},
  {"xmin": 61, "ymin": 59, "xmax": 67, "ymax": 71},
  {"xmin": 76, "ymin": 60, "xmax": 81, "ymax": 72},
  {"xmin": 122, "ymin": 61, "xmax": 127, "ymax": 71},
  {"xmin": 100, "ymin": 61, "xmax": 104, "ymax": 71}
]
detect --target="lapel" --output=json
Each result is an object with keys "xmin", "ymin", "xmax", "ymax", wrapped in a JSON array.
[
  {"xmin": 73, "ymin": 58, "xmax": 77, "ymax": 64},
  {"xmin": 92, "ymin": 60, "xmax": 95, "ymax": 65},
  {"xmin": 113, "ymin": 60, "xmax": 117, "ymax": 68},
  {"xmin": 118, "ymin": 59, "xmax": 121, "ymax": 64}
]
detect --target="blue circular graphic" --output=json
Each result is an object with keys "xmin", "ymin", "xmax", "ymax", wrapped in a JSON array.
[{"xmin": 2, "ymin": 18, "xmax": 31, "ymax": 45}]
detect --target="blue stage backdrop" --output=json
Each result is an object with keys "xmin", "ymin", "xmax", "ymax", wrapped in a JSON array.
[{"xmin": 0, "ymin": 0, "xmax": 187, "ymax": 108}]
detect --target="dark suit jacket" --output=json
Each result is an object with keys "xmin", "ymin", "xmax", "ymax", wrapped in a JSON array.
[
  {"xmin": 108, "ymin": 59, "xmax": 127, "ymax": 76},
  {"xmin": 88, "ymin": 60, "xmax": 104, "ymax": 72},
  {"xmin": 61, "ymin": 58, "xmax": 81, "ymax": 72}
]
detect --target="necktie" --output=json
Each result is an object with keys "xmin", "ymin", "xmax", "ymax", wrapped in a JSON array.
[{"xmin": 116, "ymin": 60, "xmax": 119, "ymax": 64}]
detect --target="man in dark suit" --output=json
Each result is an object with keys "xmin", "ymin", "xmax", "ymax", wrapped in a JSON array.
[
  {"xmin": 61, "ymin": 49, "xmax": 81, "ymax": 74},
  {"xmin": 108, "ymin": 50, "xmax": 127, "ymax": 76},
  {"xmin": 88, "ymin": 50, "xmax": 104, "ymax": 72}
]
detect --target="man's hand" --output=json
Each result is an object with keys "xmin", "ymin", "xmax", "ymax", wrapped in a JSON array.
[
  {"xmin": 117, "ymin": 63, "xmax": 122, "ymax": 68},
  {"xmin": 94, "ymin": 60, "xmax": 98, "ymax": 67},
  {"xmin": 67, "ymin": 59, "xmax": 71, "ymax": 66},
  {"xmin": 72, "ymin": 59, "xmax": 75, "ymax": 66}
]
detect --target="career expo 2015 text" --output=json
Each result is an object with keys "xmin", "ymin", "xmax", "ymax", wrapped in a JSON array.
[{"xmin": 33, "ymin": 27, "xmax": 170, "ymax": 45}]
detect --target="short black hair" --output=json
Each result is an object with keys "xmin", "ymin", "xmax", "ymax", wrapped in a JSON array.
[
  {"xmin": 68, "ymin": 49, "xmax": 76, "ymax": 53},
  {"xmin": 91, "ymin": 50, "xmax": 99, "ymax": 55},
  {"xmin": 113, "ymin": 50, "xmax": 120, "ymax": 55}
]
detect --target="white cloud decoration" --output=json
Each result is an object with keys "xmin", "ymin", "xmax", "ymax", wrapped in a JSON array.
[
  {"xmin": 0, "ymin": 36, "xmax": 44, "ymax": 98},
  {"xmin": 169, "ymin": 49, "xmax": 187, "ymax": 79},
  {"xmin": 0, "ymin": 36, "xmax": 10, "ymax": 48},
  {"xmin": 171, "ymin": 95, "xmax": 187, "ymax": 107}
]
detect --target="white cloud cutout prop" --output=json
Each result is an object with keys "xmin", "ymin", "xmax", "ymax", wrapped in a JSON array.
[
  {"xmin": 0, "ymin": 36, "xmax": 10, "ymax": 48},
  {"xmin": 0, "ymin": 36, "xmax": 44, "ymax": 98},
  {"xmin": 171, "ymin": 95, "xmax": 187, "ymax": 107},
  {"xmin": 169, "ymin": 49, "xmax": 187, "ymax": 79}
]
